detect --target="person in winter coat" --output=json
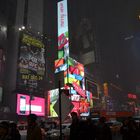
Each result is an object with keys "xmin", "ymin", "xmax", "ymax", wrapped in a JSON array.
[
  {"xmin": 26, "ymin": 114, "xmax": 42, "ymax": 140},
  {"xmin": 96, "ymin": 117, "xmax": 112, "ymax": 140}
]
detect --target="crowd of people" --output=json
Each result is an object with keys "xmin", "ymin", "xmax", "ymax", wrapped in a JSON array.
[
  {"xmin": 0, "ymin": 121, "xmax": 21, "ymax": 140},
  {"xmin": 70, "ymin": 112, "xmax": 140, "ymax": 140},
  {"xmin": 1, "ymin": 113, "xmax": 140, "ymax": 140},
  {"xmin": 120, "ymin": 117, "xmax": 140, "ymax": 140},
  {"xmin": 70, "ymin": 112, "xmax": 112, "ymax": 140},
  {"xmin": 0, "ymin": 114, "xmax": 46, "ymax": 140}
]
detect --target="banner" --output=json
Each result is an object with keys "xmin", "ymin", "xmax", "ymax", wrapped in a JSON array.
[
  {"xmin": 57, "ymin": 0, "xmax": 69, "ymax": 58},
  {"xmin": 17, "ymin": 32, "xmax": 45, "ymax": 93}
]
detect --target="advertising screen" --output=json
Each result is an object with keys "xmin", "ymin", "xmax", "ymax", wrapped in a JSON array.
[
  {"xmin": 48, "ymin": 89, "xmax": 59, "ymax": 117},
  {"xmin": 17, "ymin": 94, "xmax": 45, "ymax": 116},
  {"xmin": 57, "ymin": 0, "xmax": 69, "ymax": 58},
  {"xmin": 16, "ymin": 33, "xmax": 45, "ymax": 93}
]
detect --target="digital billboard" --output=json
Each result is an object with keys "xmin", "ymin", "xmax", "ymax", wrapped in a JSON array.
[
  {"xmin": 16, "ymin": 94, "xmax": 45, "ymax": 116},
  {"xmin": 17, "ymin": 33, "xmax": 45, "ymax": 93},
  {"xmin": 53, "ymin": 0, "xmax": 92, "ymax": 117},
  {"xmin": 47, "ymin": 89, "xmax": 59, "ymax": 117},
  {"xmin": 57, "ymin": 0, "xmax": 69, "ymax": 59}
]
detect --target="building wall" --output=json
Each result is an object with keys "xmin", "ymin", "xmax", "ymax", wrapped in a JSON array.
[
  {"xmin": 43, "ymin": 0, "xmax": 58, "ymax": 90},
  {"xmin": 0, "ymin": 0, "xmax": 44, "ymax": 115},
  {"xmin": 0, "ymin": 0, "xmax": 18, "ymax": 114},
  {"xmin": 28, "ymin": 0, "xmax": 43, "ymax": 33}
]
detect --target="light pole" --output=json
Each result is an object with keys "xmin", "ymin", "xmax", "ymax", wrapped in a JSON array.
[
  {"xmin": 29, "ymin": 87, "xmax": 33, "ymax": 114},
  {"xmin": 58, "ymin": 80, "xmax": 62, "ymax": 140}
]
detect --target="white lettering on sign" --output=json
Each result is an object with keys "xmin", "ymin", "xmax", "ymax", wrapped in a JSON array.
[
  {"xmin": 26, "ymin": 105, "xmax": 42, "ymax": 112},
  {"xmin": 60, "ymin": 3, "xmax": 64, "ymax": 27},
  {"xmin": 71, "ymin": 95, "xmax": 80, "ymax": 101}
]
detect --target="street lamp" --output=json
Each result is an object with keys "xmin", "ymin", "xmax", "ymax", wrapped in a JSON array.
[{"xmin": 21, "ymin": 26, "xmax": 25, "ymax": 30}]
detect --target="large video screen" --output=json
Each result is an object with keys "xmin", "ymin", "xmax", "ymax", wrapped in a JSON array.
[
  {"xmin": 16, "ymin": 33, "xmax": 45, "ymax": 93},
  {"xmin": 47, "ymin": 89, "xmax": 59, "ymax": 117},
  {"xmin": 57, "ymin": 0, "xmax": 69, "ymax": 60},
  {"xmin": 16, "ymin": 94, "xmax": 45, "ymax": 116}
]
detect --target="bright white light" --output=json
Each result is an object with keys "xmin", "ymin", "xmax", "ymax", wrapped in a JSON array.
[
  {"xmin": 18, "ymin": 28, "xmax": 21, "ymax": 31},
  {"xmin": 21, "ymin": 26, "xmax": 25, "ymax": 30},
  {"xmin": 2, "ymin": 26, "xmax": 7, "ymax": 32}
]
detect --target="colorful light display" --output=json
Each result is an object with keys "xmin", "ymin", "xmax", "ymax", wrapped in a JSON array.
[
  {"xmin": 47, "ymin": 89, "xmax": 59, "ymax": 117},
  {"xmin": 47, "ymin": 0, "xmax": 94, "ymax": 118}
]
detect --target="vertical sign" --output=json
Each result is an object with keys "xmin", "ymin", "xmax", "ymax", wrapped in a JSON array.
[
  {"xmin": 53, "ymin": 0, "xmax": 92, "ymax": 117},
  {"xmin": 17, "ymin": 33, "xmax": 45, "ymax": 93},
  {"xmin": 57, "ymin": 0, "xmax": 69, "ymax": 59}
]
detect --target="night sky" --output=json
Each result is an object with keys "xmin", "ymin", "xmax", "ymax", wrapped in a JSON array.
[
  {"xmin": 67, "ymin": 0, "xmax": 140, "ymax": 93},
  {"xmin": 94, "ymin": 0, "xmax": 140, "ymax": 92}
]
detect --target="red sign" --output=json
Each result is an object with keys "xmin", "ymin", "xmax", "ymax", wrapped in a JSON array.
[
  {"xmin": 128, "ymin": 93, "xmax": 137, "ymax": 99},
  {"xmin": 72, "ymin": 82, "xmax": 86, "ymax": 98},
  {"xmin": 58, "ymin": 33, "xmax": 68, "ymax": 50},
  {"xmin": 71, "ymin": 102, "xmax": 80, "ymax": 115},
  {"xmin": 79, "ymin": 99, "xmax": 89, "ymax": 113}
]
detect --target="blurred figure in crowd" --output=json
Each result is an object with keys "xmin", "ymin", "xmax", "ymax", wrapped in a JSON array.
[
  {"xmin": 26, "ymin": 114, "xmax": 42, "ymax": 140},
  {"xmin": 86, "ymin": 117, "xmax": 96, "ymax": 140},
  {"xmin": 39, "ymin": 121, "xmax": 46, "ymax": 140},
  {"xmin": 70, "ymin": 112, "xmax": 79, "ymax": 140},
  {"xmin": 96, "ymin": 117, "xmax": 112, "ymax": 140},
  {"xmin": 78, "ymin": 119, "xmax": 88, "ymax": 140},
  {"xmin": 0, "ymin": 121, "xmax": 10, "ymax": 140},
  {"xmin": 121, "ymin": 118, "xmax": 139, "ymax": 140},
  {"xmin": 120, "ymin": 119, "xmax": 129, "ymax": 140},
  {"xmin": 9, "ymin": 122, "xmax": 21, "ymax": 140},
  {"xmin": 128, "ymin": 119, "xmax": 138, "ymax": 140}
]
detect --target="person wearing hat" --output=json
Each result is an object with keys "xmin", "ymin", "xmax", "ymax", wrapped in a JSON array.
[{"xmin": 70, "ymin": 112, "xmax": 80, "ymax": 140}]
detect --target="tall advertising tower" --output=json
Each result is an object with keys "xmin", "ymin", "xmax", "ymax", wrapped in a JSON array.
[{"xmin": 47, "ymin": 0, "xmax": 94, "ymax": 119}]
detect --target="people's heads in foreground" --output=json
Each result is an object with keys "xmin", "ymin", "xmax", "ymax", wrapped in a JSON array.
[
  {"xmin": 0, "ymin": 121, "xmax": 9, "ymax": 137},
  {"xmin": 99, "ymin": 116, "xmax": 106, "ymax": 124},
  {"xmin": 71, "ymin": 112, "xmax": 78, "ymax": 119},
  {"xmin": 27, "ymin": 114, "xmax": 37, "ymax": 125}
]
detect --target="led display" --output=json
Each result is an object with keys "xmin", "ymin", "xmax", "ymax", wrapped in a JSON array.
[
  {"xmin": 17, "ymin": 94, "xmax": 45, "ymax": 116},
  {"xmin": 17, "ymin": 33, "xmax": 45, "ymax": 92},
  {"xmin": 48, "ymin": 89, "xmax": 59, "ymax": 117},
  {"xmin": 54, "ymin": 0, "xmax": 91, "ymax": 117},
  {"xmin": 55, "ymin": 58, "xmax": 64, "ymax": 68},
  {"xmin": 57, "ymin": 0, "xmax": 69, "ymax": 57}
]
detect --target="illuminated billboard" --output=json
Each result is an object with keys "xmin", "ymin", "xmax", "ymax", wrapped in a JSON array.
[
  {"xmin": 16, "ymin": 94, "xmax": 45, "ymax": 116},
  {"xmin": 17, "ymin": 33, "xmax": 45, "ymax": 93},
  {"xmin": 52, "ymin": 0, "xmax": 93, "ymax": 117},
  {"xmin": 47, "ymin": 89, "xmax": 59, "ymax": 117},
  {"xmin": 57, "ymin": 0, "xmax": 69, "ymax": 58}
]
